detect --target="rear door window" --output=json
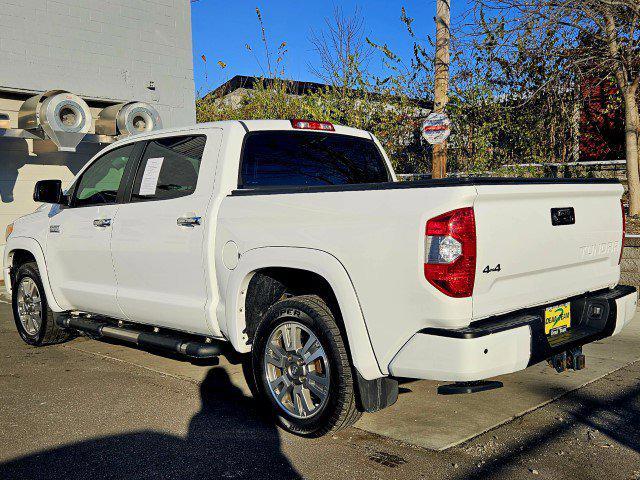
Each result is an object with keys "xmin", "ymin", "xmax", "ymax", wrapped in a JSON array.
[
  {"xmin": 239, "ymin": 131, "xmax": 390, "ymax": 188},
  {"xmin": 130, "ymin": 135, "xmax": 206, "ymax": 202}
]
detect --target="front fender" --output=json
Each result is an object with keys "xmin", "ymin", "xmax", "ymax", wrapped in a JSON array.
[
  {"xmin": 3, "ymin": 236, "xmax": 64, "ymax": 312},
  {"xmin": 222, "ymin": 247, "xmax": 384, "ymax": 380}
]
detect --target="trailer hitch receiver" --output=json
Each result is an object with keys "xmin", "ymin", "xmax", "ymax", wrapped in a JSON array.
[{"xmin": 549, "ymin": 347, "xmax": 585, "ymax": 373}]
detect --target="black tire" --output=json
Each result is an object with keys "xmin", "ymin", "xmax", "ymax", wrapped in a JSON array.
[
  {"xmin": 252, "ymin": 294, "xmax": 362, "ymax": 437},
  {"xmin": 12, "ymin": 261, "xmax": 72, "ymax": 346}
]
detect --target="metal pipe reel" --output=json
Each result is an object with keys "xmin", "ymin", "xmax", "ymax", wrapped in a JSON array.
[
  {"xmin": 18, "ymin": 90, "xmax": 92, "ymax": 152},
  {"xmin": 96, "ymin": 101, "xmax": 162, "ymax": 137},
  {"xmin": 0, "ymin": 113, "xmax": 9, "ymax": 129}
]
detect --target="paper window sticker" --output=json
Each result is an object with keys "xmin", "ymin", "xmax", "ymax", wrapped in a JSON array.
[{"xmin": 138, "ymin": 157, "xmax": 164, "ymax": 196}]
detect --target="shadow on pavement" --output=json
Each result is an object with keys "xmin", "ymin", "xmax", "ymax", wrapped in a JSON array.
[
  {"xmin": 0, "ymin": 368, "xmax": 301, "ymax": 480},
  {"xmin": 451, "ymin": 381, "xmax": 640, "ymax": 479}
]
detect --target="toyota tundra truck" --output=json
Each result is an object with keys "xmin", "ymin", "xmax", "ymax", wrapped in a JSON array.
[{"xmin": 3, "ymin": 119, "xmax": 637, "ymax": 436}]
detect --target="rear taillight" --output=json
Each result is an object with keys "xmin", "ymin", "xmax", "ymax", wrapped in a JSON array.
[
  {"xmin": 620, "ymin": 200, "xmax": 626, "ymax": 265},
  {"xmin": 424, "ymin": 207, "xmax": 476, "ymax": 298},
  {"xmin": 290, "ymin": 119, "xmax": 335, "ymax": 131}
]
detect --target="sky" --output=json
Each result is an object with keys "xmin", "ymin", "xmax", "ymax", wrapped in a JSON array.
[{"xmin": 190, "ymin": 1, "xmax": 473, "ymax": 97}]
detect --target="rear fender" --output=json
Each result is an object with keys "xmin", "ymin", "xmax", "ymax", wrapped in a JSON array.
[{"xmin": 222, "ymin": 247, "xmax": 384, "ymax": 380}]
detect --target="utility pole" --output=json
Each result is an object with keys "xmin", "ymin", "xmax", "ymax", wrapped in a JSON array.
[{"xmin": 432, "ymin": 0, "xmax": 450, "ymax": 179}]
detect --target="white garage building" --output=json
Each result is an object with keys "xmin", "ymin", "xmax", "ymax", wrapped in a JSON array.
[{"xmin": 0, "ymin": 0, "xmax": 196, "ymax": 256}]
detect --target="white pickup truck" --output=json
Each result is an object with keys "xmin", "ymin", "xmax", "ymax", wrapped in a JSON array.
[{"xmin": 3, "ymin": 119, "xmax": 637, "ymax": 436}]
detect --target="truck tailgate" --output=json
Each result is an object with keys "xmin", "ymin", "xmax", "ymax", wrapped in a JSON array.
[{"xmin": 472, "ymin": 182, "xmax": 624, "ymax": 320}]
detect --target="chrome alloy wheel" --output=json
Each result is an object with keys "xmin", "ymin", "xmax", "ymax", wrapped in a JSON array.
[
  {"xmin": 264, "ymin": 321, "xmax": 331, "ymax": 419},
  {"xmin": 16, "ymin": 277, "xmax": 42, "ymax": 336}
]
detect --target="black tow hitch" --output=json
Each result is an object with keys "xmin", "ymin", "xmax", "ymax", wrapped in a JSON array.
[{"xmin": 548, "ymin": 347, "xmax": 586, "ymax": 373}]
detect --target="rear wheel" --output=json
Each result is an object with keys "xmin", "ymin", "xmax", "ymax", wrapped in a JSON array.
[
  {"xmin": 252, "ymin": 295, "xmax": 362, "ymax": 436},
  {"xmin": 12, "ymin": 261, "xmax": 72, "ymax": 346}
]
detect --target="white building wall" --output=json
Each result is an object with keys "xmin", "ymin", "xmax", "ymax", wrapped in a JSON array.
[
  {"xmin": 0, "ymin": 137, "xmax": 104, "ymax": 251},
  {"xmin": 0, "ymin": 0, "xmax": 195, "ymax": 259},
  {"xmin": 0, "ymin": 0, "xmax": 195, "ymax": 127}
]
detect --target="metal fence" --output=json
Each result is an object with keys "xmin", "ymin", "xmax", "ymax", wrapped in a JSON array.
[{"xmin": 397, "ymin": 159, "xmax": 627, "ymax": 182}]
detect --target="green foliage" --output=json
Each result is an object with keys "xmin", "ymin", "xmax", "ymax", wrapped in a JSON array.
[
  {"xmin": 447, "ymin": 17, "xmax": 581, "ymax": 175},
  {"xmin": 196, "ymin": 77, "xmax": 430, "ymax": 173},
  {"xmin": 195, "ymin": 4, "xmax": 614, "ymax": 177},
  {"xmin": 196, "ymin": 8, "xmax": 430, "ymax": 174}
]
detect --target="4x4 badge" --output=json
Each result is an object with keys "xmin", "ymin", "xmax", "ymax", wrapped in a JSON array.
[{"xmin": 483, "ymin": 264, "xmax": 501, "ymax": 274}]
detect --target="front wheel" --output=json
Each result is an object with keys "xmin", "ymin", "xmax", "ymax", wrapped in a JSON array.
[
  {"xmin": 252, "ymin": 295, "xmax": 362, "ymax": 437},
  {"xmin": 12, "ymin": 261, "xmax": 72, "ymax": 346}
]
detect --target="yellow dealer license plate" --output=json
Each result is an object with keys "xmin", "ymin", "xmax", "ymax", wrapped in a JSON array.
[{"xmin": 545, "ymin": 302, "xmax": 571, "ymax": 336}]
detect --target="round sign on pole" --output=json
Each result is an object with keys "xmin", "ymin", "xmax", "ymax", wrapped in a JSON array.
[{"xmin": 421, "ymin": 112, "xmax": 451, "ymax": 145}]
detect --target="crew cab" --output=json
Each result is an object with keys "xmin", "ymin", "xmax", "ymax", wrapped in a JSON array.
[{"xmin": 3, "ymin": 119, "xmax": 637, "ymax": 436}]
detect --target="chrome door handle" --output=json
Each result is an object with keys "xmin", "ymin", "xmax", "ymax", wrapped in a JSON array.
[
  {"xmin": 93, "ymin": 218, "xmax": 112, "ymax": 227},
  {"xmin": 177, "ymin": 216, "xmax": 201, "ymax": 227}
]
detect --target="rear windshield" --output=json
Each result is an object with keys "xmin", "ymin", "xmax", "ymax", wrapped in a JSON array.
[{"xmin": 239, "ymin": 131, "xmax": 390, "ymax": 188}]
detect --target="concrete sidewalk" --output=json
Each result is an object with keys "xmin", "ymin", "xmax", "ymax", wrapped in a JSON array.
[{"xmin": 357, "ymin": 312, "xmax": 640, "ymax": 449}]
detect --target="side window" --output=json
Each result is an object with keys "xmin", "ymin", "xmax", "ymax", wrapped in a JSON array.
[
  {"xmin": 74, "ymin": 144, "xmax": 135, "ymax": 207},
  {"xmin": 131, "ymin": 135, "xmax": 206, "ymax": 202}
]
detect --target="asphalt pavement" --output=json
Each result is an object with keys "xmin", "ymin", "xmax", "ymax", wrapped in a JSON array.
[{"xmin": 0, "ymin": 293, "xmax": 639, "ymax": 480}]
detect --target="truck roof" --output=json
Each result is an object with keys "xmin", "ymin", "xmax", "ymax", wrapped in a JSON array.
[
  {"xmin": 232, "ymin": 120, "xmax": 372, "ymax": 139},
  {"xmin": 110, "ymin": 120, "xmax": 373, "ymax": 145}
]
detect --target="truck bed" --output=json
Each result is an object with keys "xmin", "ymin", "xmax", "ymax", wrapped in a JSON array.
[
  {"xmin": 230, "ymin": 176, "xmax": 619, "ymax": 196},
  {"xmin": 221, "ymin": 176, "xmax": 624, "ymax": 372}
]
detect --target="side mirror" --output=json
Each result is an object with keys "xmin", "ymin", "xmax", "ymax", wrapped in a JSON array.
[{"xmin": 33, "ymin": 180, "xmax": 66, "ymax": 204}]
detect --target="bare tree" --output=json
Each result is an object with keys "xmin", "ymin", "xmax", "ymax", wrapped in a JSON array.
[
  {"xmin": 309, "ymin": 7, "xmax": 372, "ymax": 93},
  {"xmin": 471, "ymin": 0, "xmax": 640, "ymax": 215}
]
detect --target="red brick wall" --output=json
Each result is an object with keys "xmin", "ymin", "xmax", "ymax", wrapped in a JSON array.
[{"xmin": 580, "ymin": 79, "xmax": 625, "ymax": 162}]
